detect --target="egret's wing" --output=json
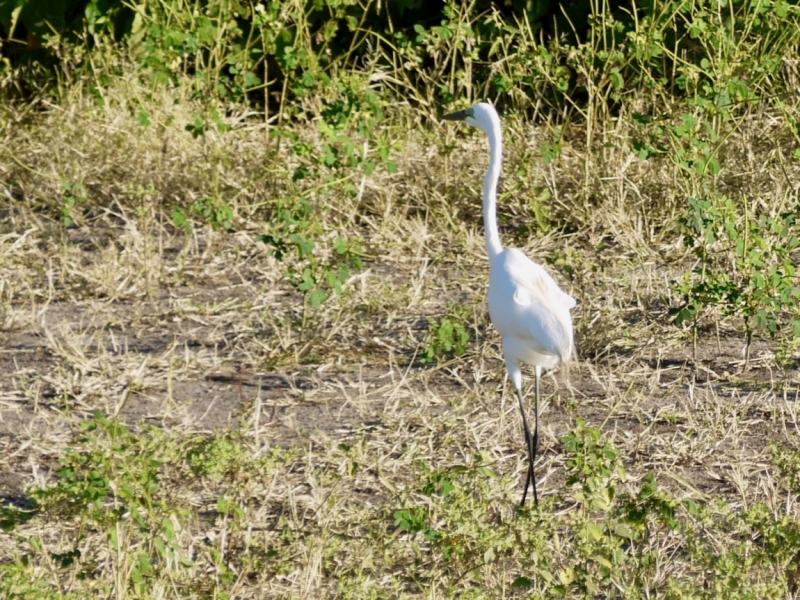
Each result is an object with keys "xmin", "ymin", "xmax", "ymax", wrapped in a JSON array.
[
  {"xmin": 508, "ymin": 285, "xmax": 569, "ymax": 354},
  {"xmin": 505, "ymin": 251, "xmax": 574, "ymax": 359},
  {"xmin": 508, "ymin": 251, "xmax": 575, "ymax": 311},
  {"xmin": 513, "ymin": 270, "xmax": 575, "ymax": 311}
]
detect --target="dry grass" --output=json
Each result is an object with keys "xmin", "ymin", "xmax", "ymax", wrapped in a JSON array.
[{"xmin": 2, "ymin": 77, "xmax": 800, "ymax": 598}]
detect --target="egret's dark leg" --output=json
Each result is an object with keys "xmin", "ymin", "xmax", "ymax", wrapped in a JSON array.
[
  {"xmin": 522, "ymin": 462, "xmax": 532, "ymax": 505},
  {"xmin": 517, "ymin": 387, "xmax": 537, "ymax": 507},
  {"xmin": 519, "ymin": 367, "xmax": 541, "ymax": 506},
  {"xmin": 532, "ymin": 367, "xmax": 541, "ymax": 504}
]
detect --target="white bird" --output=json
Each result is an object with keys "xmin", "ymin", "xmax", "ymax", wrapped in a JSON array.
[{"xmin": 443, "ymin": 102, "xmax": 575, "ymax": 506}]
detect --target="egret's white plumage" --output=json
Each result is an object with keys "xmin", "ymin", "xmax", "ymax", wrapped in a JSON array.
[{"xmin": 444, "ymin": 102, "xmax": 575, "ymax": 506}]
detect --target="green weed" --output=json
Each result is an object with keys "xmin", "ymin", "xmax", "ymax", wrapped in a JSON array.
[
  {"xmin": 59, "ymin": 180, "xmax": 86, "ymax": 227},
  {"xmin": 421, "ymin": 304, "xmax": 471, "ymax": 364},
  {"xmin": 673, "ymin": 194, "xmax": 800, "ymax": 360},
  {"xmin": 18, "ymin": 412, "xmax": 193, "ymax": 596},
  {"xmin": 260, "ymin": 195, "xmax": 362, "ymax": 309}
]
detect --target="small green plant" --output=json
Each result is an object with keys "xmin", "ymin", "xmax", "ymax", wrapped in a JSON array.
[
  {"xmin": 186, "ymin": 433, "xmax": 248, "ymax": 481},
  {"xmin": 60, "ymin": 180, "xmax": 86, "ymax": 227},
  {"xmin": 189, "ymin": 196, "xmax": 234, "ymax": 230},
  {"xmin": 260, "ymin": 195, "xmax": 362, "ymax": 309},
  {"xmin": 28, "ymin": 412, "xmax": 193, "ymax": 596},
  {"xmin": 0, "ymin": 558, "xmax": 83, "ymax": 599},
  {"xmin": 170, "ymin": 197, "xmax": 233, "ymax": 234},
  {"xmin": 259, "ymin": 74, "xmax": 394, "ymax": 313},
  {"xmin": 171, "ymin": 206, "xmax": 192, "ymax": 233},
  {"xmin": 770, "ymin": 442, "xmax": 800, "ymax": 497},
  {"xmin": 672, "ymin": 194, "xmax": 800, "ymax": 360},
  {"xmin": 420, "ymin": 304, "xmax": 471, "ymax": 364},
  {"xmin": 0, "ymin": 501, "xmax": 37, "ymax": 533},
  {"xmin": 394, "ymin": 506, "xmax": 439, "ymax": 540},
  {"xmin": 185, "ymin": 108, "xmax": 230, "ymax": 139},
  {"xmin": 555, "ymin": 422, "xmax": 683, "ymax": 596},
  {"xmin": 562, "ymin": 419, "xmax": 627, "ymax": 512}
]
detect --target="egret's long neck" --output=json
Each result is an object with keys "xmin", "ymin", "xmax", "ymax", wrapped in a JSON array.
[{"xmin": 483, "ymin": 121, "xmax": 503, "ymax": 260}]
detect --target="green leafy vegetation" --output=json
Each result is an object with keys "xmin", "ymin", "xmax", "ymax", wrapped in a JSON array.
[
  {"xmin": 7, "ymin": 411, "xmax": 800, "ymax": 597},
  {"xmin": 260, "ymin": 195, "xmax": 362, "ymax": 309},
  {"xmin": 421, "ymin": 304, "xmax": 471, "ymax": 364},
  {"xmin": 673, "ymin": 194, "xmax": 800, "ymax": 361}
]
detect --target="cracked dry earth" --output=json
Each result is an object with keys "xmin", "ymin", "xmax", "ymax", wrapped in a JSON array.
[{"xmin": 3, "ymin": 214, "xmax": 800, "ymax": 520}]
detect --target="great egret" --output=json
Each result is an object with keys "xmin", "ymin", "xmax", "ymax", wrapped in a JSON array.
[{"xmin": 443, "ymin": 103, "xmax": 575, "ymax": 506}]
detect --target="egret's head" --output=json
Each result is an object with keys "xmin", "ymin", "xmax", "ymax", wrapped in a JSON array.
[{"xmin": 442, "ymin": 102, "xmax": 499, "ymax": 134}]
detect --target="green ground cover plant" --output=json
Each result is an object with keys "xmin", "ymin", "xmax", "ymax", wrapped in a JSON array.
[{"xmin": 2, "ymin": 0, "xmax": 800, "ymax": 597}]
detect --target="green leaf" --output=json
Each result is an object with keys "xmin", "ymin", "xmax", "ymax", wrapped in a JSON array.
[
  {"xmin": 609, "ymin": 68, "xmax": 623, "ymax": 90},
  {"xmin": 424, "ymin": 528, "xmax": 441, "ymax": 541},
  {"xmin": 137, "ymin": 110, "xmax": 151, "ymax": 128},
  {"xmin": 326, "ymin": 271, "xmax": 343, "ymax": 294},
  {"xmin": 593, "ymin": 554, "xmax": 613, "ymax": 569},
  {"xmin": 585, "ymin": 521, "xmax": 604, "ymax": 541},
  {"xmin": 512, "ymin": 577, "xmax": 532, "ymax": 588},
  {"xmin": 290, "ymin": 234, "xmax": 314, "ymax": 258},
  {"xmin": 139, "ymin": 552, "xmax": 152, "ymax": 574},
  {"xmin": 154, "ymin": 538, "xmax": 166, "ymax": 559},
  {"xmin": 614, "ymin": 522, "xmax": 634, "ymax": 539},
  {"xmin": 309, "ymin": 289, "xmax": 327, "ymax": 308}
]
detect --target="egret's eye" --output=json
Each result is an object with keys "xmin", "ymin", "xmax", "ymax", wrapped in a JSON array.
[{"xmin": 465, "ymin": 108, "xmax": 475, "ymax": 118}]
